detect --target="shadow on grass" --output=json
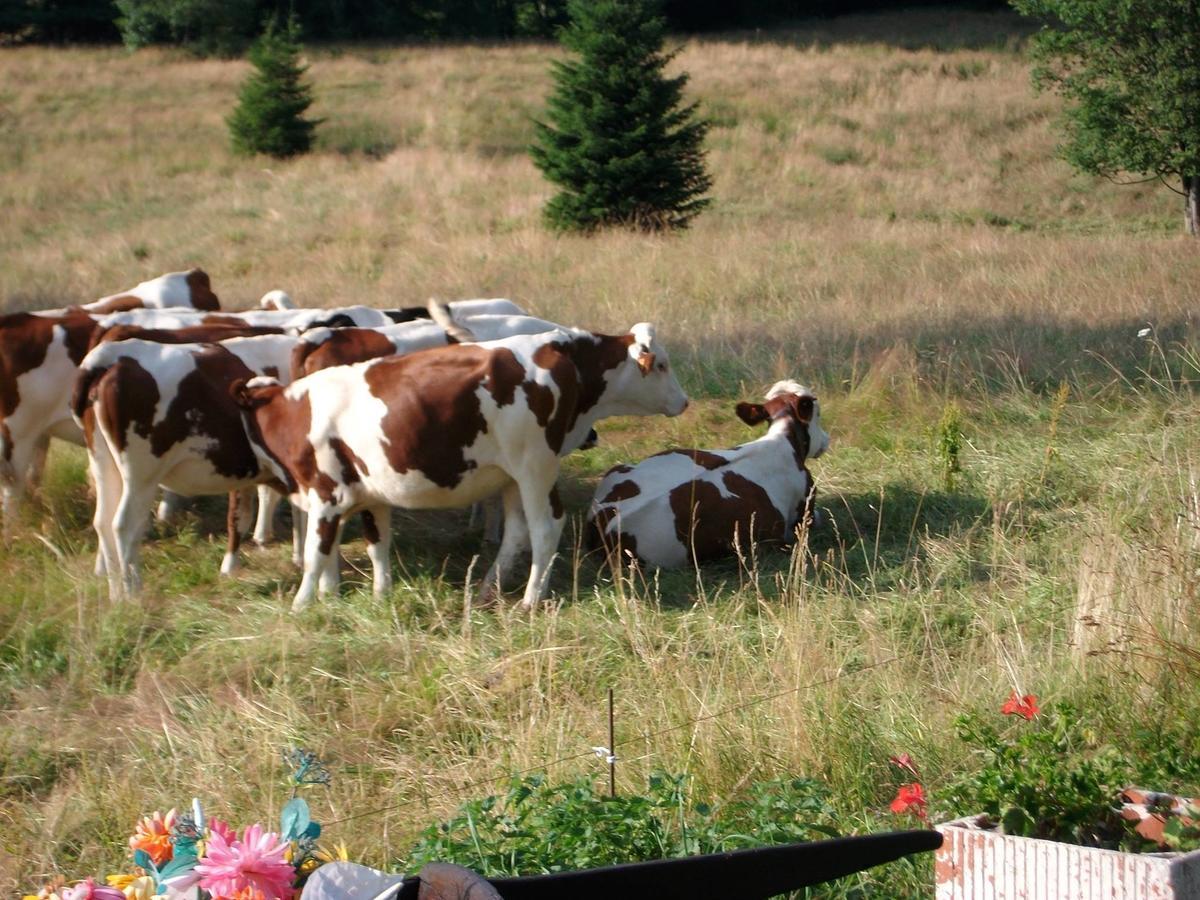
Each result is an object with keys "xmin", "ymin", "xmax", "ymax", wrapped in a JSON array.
[
  {"xmin": 733, "ymin": 4, "xmax": 1035, "ymax": 53},
  {"xmin": 676, "ymin": 312, "xmax": 1200, "ymax": 400},
  {"xmin": 813, "ymin": 483, "xmax": 990, "ymax": 587}
]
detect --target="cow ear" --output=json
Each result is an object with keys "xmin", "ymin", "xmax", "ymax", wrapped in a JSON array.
[
  {"xmin": 636, "ymin": 351, "xmax": 655, "ymax": 376},
  {"xmin": 736, "ymin": 402, "xmax": 768, "ymax": 425},
  {"xmin": 795, "ymin": 396, "xmax": 814, "ymax": 423}
]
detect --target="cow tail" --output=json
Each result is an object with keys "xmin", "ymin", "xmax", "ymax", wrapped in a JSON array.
[
  {"xmin": 70, "ymin": 362, "xmax": 109, "ymax": 423},
  {"xmin": 427, "ymin": 298, "xmax": 476, "ymax": 344}
]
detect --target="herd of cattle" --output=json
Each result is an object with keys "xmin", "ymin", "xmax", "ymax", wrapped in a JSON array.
[{"xmin": 0, "ymin": 269, "xmax": 829, "ymax": 611}]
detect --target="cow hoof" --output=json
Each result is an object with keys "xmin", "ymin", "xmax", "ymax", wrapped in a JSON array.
[
  {"xmin": 219, "ymin": 553, "xmax": 239, "ymax": 576},
  {"xmin": 473, "ymin": 582, "xmax": 502, "ymax": 609}
]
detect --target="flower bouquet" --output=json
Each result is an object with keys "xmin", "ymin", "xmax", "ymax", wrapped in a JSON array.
[{"xmin": 24, "ymin": 750, "xmax": 346, "ymax": 900}]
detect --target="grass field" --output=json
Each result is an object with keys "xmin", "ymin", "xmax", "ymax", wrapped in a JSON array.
[{"xmin": 3, "ymin": 6, "xmax": 1200, "ymax": 894}]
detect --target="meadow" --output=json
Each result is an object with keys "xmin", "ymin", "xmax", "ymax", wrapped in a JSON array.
[{"xmin": 3, "ymin": 6, "xmax": 1200, "ymax": 894}]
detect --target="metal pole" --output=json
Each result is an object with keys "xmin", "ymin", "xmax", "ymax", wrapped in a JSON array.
[{"xmin": 608, "ymin": 687, "xmax": 616, "ymax": 798}]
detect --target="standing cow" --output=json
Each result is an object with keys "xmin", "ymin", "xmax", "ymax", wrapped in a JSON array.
[
  {"xmin": 1, "ymin": 269, "xmax": 227, "ymax": 537},
  {"xmin": 71, "ymin": 334, "xmax": 300, "ymax": 597},
  {"xmin": 588, "ymin": 381, "xmax": 829, "ymax": 569},
  {"xmin": 233, "ymin": 324, "xmax": 688, "ymax": 612}
]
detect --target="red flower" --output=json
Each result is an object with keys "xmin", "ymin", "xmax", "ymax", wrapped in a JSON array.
[
  {"xmin": 890, "ymin": 782, "xmax": 927, "ymax": 819},
  {"xmin": 889, "ymin": 753, "xmax": 920, "ymax": 779},
  {"xmin": 1001, "ymin": 691, "xmax": 1039, "ymax": 720}
]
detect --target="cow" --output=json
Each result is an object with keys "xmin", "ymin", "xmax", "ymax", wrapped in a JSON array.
[
  {"xmin": 78, "ymin": 269, "xmax": 222, "ymax": 314},
  {"xmin": 92, "ymin": 297, "xmax": 526, "ymax": 335},
  {"xmin": 1, "ymin": 270, "xmax": 226, "ymax": 534},
  {"xmin": 290, "ymin": 311, "xmax": 566, "ymax": 380},
  {"xmin": 287, "ymin": 306, "xmax": 592, "ymax": 545},
  {"xmin": 71, "ymin": 334, "xmax": 301, "ymax": 597},
  {"xmin": 587, "ymin": 381, "xmax": 829, "ymax": 570},
  {"xmin": 232, "ymin": 323, "xmax": 688, "ymax": 612}
]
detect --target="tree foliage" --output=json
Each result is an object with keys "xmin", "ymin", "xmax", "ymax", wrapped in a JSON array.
[
  {"xmin": 1012, "ymin": 0, "xmax": 1200, "ymax": 232},
  {"xmin": 530, "ymin": 0, "xmax": 712, "ymax": 233},
  {"xmin": 226, "ymin": 17, "xmax": 318, "ymax": 159}
]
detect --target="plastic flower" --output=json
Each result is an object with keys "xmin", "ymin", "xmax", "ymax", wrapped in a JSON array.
[
  {"xmin": 130, "ymin": 808, "xmax": 178, "ymax": 867},
  {"xmin": 888, "ymin": 753, "xmax": 920, "ymax": 779},
  {"xmin": 23, "ymin": 879, "xmax": 66, "ymax": 900},
  {"xmin": 61, "ymin": 879, "xmax": 127, "ymax": 900},
  {"xmin": 890, "ymin": 782, "xmax": 928, "ymax": 819},
  {"xmin": 208, "ymin": 818, "xmax": 238, "ymax": 846},
  {"xmin": 1001, "ymin": 691, "xmax": 1039, "ymax": 720},
  {"xmin": 194, "ymin": 823, "xmax": 296, "ymax": 900},
  {"xmin": 106, "ymin": 875, "xmax": 156, "ymax": 900}
]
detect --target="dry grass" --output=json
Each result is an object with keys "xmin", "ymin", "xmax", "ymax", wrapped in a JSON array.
[{"xmin": 2, "ymin": 8, "xmax": 1200, "ymax": 893}]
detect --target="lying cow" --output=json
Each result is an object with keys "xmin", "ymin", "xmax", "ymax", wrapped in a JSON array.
[
  {"xmin": 71, "ymin": 334, "xmax": 300, "ymax": 597},
  {"xmin": 588, "ymin": 381, "xmax": 829, "ymax": 569},
  {"xmin": 233, "ymin": 323, "xmax": 688, "ymax": 612}
]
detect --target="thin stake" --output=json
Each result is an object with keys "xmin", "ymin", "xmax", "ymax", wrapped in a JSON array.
[{"xmin": 608, "ymin": 686, "xmax": 616, "ymax": 797}]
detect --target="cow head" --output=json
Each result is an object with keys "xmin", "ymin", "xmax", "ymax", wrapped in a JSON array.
[
  {"xmin": 736, "ymin": 380, "xmax": 829, "ymax": 459},
  {"xmin": 606, "ymin": 323, "xmax": 689, "ymax": 418}
]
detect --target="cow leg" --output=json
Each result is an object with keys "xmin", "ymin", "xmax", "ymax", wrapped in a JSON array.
[
  {"xmin": 156, "ymin": 490, "xmax": 184, "ymax": 524},
  {"xmin": 293, "ymin": 502, "xmax": 341, "ymax": 613},
  {"xmin": 220, "ymin": 489, "xmax": 255, "ymax": 576},
  {"xmin": 480, "ymin": 482, "xmax": 529, "ymax": 604},
  {"xmin": 87, "ymin": 437, "xmax": 122, "ymax": 596},
  {"xmin": 113, "ymin": 478, "xmax": 156, "ymax": 597},
  {"xmin": 483, "ymin": 493, "xmax": 503, "ymax": 544},
  {"xmin": 253, "ymin": 485, "xmax": 280, "ymax": 546},
  {"xmin": 518, "ymin": 480, "xmax": 567, "ymax": 611},
  {"xmin": 361, "ymin": 505, "xmax": 393, "ymax": 596},
  {"xmin": 1, "ymin": 436, "xmax": 40, "ymax": 541},
  {"xmin": 318, "ymin": 517, "xmax": 345, "ymax": 597},
  {"xmin": 25, "ymin": 433, "xmax": 50, "ymax": 493},
  {"xmin": 290, "ymin": 501, "xmax": 306, "ymax": 567}
]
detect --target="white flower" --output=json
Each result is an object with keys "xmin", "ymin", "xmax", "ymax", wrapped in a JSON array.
[{"xmin": 1138, "ymin": 327, "xmax": 1152, "ymax": 339}]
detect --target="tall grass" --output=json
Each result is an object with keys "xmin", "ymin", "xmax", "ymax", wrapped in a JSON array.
[{"xmin": 3, "ymin": 8, "xmax": 1200, "ymax": 893}]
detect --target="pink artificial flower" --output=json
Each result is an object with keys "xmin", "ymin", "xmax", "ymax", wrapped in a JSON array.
[
  {"xmin": 889, "ymin": 782, "xmax": 928, "ymax": 820},
  {"xmin": 61, "ymin": 879, "xmax": 126, "ymax": 900},
  {"xmin": 1001, "ymin": 691, "xmax": 1040, "ymax": 720},
  {"xmin": 208, "ymin": 818, "xmax": 238, "ymax": 846},
  {"xmin": 194, "ymin": 823, "xmax": 296, "ymax": 900}
]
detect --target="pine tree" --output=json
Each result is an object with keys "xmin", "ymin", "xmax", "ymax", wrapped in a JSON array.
[
  {"xmin": 530, "ymin": 0, "xmax": 711, "ymax": 233},
  {"xmin": 227, "ymin": 16, "xmax": 318, "ymax": 158}
]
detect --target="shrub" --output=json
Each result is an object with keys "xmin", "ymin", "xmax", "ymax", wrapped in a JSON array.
[
  {"xmin": 529, "ymin": 0, "xmax": 712, "ymax": 233},
  {"xmin": 227, "ymin": 16, "xmax": 318, "ymax": 159}
]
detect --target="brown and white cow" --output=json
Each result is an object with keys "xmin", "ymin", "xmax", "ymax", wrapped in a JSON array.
[
  {"xmin": 78, "ymin": 269, "xmax": 221, "ymax": 314},
  {"xmin": 588, "ymin": 381, "xmax": 829, "ymax": 569},
  {"xmin": 233, "ymin": 324, "xmax": 688, "ymax": 612},
  {"xmin": 290, "ymin": 312, "xmax": 567, "ymax": 380},
  {"xmin": 71, "ymin": 334, "xmax": 301, "ymax": 597},
  {"xmin": 1, "ymin": 270, "xmax": 227, "ymax": 534}
]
